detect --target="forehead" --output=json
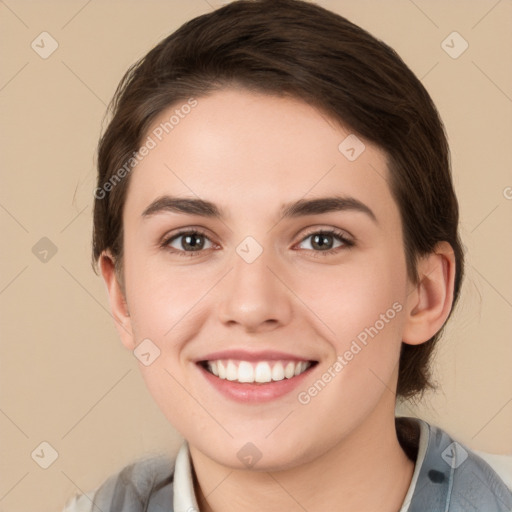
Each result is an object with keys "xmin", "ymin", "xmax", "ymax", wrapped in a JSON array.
[{"xmin": 124, "ymin": 88, "xmax": 397, "ymax": 226}]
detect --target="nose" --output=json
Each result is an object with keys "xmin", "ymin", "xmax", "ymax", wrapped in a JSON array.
[{"xmin": 217, "ymin": 243, "xmax": 293, "ymax": 333}]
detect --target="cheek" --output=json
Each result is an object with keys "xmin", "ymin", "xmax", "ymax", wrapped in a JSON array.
[
  {"xmin": 289, "ymin": 275, "xmax": 406, "ymax": 451},
  {"xmin": 292, "ymin": 252, "xmax": 407, "ymax": 396},
  {"xmin": 137, "ymin": 362, "xmax": 211, "ymax": 444},
  {"xmin": 124, "ymin": 248, "xmax": 208, "ymax": 341},
  {"xmin": 293, "ymin": 252, "xmax": 406, "ymax": 342}
]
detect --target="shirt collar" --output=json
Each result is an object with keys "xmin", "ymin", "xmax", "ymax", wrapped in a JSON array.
[
  {"xmin": 398, "ymin": 418, "xmax": 430, "ymax": 511},
  {"xmin": 173, "ymin": 440, "xmax": 201, "ymax": 512}
]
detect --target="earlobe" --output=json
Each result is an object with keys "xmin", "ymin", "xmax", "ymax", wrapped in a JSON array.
[
  {"xmin": 98, "ymin": 251, "xmax": 136, "ymax": 350},
  {"xmin": 402, "ymin": 241, "xmax": 456, "ymax": 346}
]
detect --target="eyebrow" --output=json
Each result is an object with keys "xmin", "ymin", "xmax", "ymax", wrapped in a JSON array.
[{"xmin": 141, "ymin": 195, "xmax": 377, "ymax": 224}]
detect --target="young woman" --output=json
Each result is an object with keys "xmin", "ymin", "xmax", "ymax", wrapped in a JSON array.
[{"xmin": 65, "ymin": 0, "xmax": 512, "ymax": 510}]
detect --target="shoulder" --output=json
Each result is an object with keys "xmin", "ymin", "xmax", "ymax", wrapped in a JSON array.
[
  {"xmin": 410, "ymin": 419, "xmax": 512, "ymax": 511},
  {"xmin": 62, "ymin": 492, "xmax": 96, "ymax": 512},
  {"xmin": 472, "ymin": 450, "xmax": 512, "ymax": 491},
  {"xmin": 62, "ymin": 454, "xmax": 176, "ymax": 512}
]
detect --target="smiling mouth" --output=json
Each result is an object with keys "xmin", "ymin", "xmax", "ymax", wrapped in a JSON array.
[{"xmin": 198, "ymin": 359, "xmax": 318, "ymax": 384}]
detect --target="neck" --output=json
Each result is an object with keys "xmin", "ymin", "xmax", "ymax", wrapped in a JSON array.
[{"xmin": 189, "ymin": 410, "xmax": 415, "ymax": 512}]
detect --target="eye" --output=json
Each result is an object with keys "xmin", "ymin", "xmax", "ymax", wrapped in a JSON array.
[
  {"xmin": 161, "ymin": 229, "xmax": 215, "ymax": 257},
  {"xmin": 295, "ymin": 228, "xmax": 354, "ymax": 257}
]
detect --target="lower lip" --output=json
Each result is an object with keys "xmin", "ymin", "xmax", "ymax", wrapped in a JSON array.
[{"xmin": 197, "ymin": 363, "xmax": 316, "ymax": 403}]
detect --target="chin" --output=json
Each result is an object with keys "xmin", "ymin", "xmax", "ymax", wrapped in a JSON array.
[{"xmin": 188, "ymin": 430, "xmax": 320, "ymax": 473}]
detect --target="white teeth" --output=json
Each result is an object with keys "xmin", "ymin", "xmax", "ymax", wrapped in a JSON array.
[
  {"xmin": 205, "ymin": 359, "xmax": 312, "ymax": 383},
  {"xmin": 209, "ymin": 361, "xmax": 219, "ymax": 376},
  {"xmin": 255, "ymin": 362, "xmax": 272, "ymax": 383},
  {"xmin": 284, "ymin": 362, "xmax": 295, "ymax": 379},
  {"xmin": 237, "ymin": 361, "xmax": 254, "ymax": 382},
  {"xmin": 226, "ymin": 360, "xmax": 238, "ymax": 381},
  {"xmin": 217, "ymin": 360, "xmax": 227, "ymax": 379},
  {"xmin": 271, "ymin": 362, "xmax": 285, "ymax": 381}
]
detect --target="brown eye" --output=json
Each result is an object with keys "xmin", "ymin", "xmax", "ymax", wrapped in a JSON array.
[
  {"xmin": 162, "ymin": 230, "xmax": 214, "ymax": 257},
  {"xmin": 296, "ymin": 229, "xmax": 354, "ymax": 257}
]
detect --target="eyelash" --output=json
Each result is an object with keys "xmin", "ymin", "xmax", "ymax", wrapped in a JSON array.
[{"xmin": 160, "ymin": 227, "xmax": 354, "ymax": 258}]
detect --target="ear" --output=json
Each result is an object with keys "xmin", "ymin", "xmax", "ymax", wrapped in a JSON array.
[
  {"xmin": 99, "ymin": 250, "xmax": 136, "ymax": 351},
  {"xmin": 402, "ymin": 241, "xmax": 457, "ymax": 345}
]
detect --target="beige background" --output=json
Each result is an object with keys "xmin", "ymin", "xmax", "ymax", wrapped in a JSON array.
[{"xmin": 0, "ymin": 0, "xmax": 511, "ymax": 510}]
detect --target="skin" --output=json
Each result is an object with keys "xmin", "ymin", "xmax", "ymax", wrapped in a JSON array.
[{"xmin": 100, "ymin": 88, "xmax": 456, "ymax": 512}]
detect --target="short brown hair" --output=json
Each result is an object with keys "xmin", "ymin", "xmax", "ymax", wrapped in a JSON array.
[{"xmin": 92, "ymin": 0, "xmax": 465, "ymax": 399}]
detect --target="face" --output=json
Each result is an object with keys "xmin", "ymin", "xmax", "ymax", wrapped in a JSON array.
[{"xmin": 116, "ymin": 88, "xmax": 413, "ymax": 470}]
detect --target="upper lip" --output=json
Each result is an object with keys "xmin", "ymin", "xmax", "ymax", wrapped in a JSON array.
[{"xmin": 195, "ymin": 350, "xmax": 317, "ymax": 363}]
